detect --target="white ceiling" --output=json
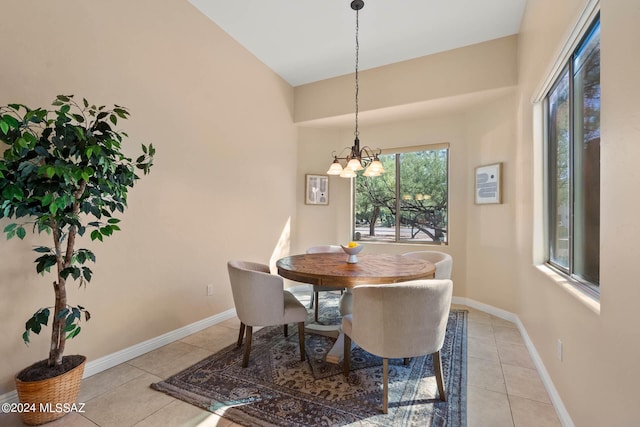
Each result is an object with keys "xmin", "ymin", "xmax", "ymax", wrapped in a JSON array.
[{"xmin": 189, "ymin": 0, "xmax": 526, "ymax": 87}]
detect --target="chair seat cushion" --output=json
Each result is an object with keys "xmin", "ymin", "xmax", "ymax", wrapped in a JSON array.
[{"xmin": 283, "ymin": 290, "xmax": 308, "ymax": 323}]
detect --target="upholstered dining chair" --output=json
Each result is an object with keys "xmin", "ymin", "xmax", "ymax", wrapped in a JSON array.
[
  {"xmin": 402, "ymin": 250, "xmax": 453, "ymax": 279},
  {"xmin": 342, "ymin": 279, "xmax": 453, "ymax": 413},
  {"xmin": 306, "ymin": 245, "xmax": 345, "ymax": 322},
  {"xmin": 227, "ymin": 260, "xmax": 307, "ymax": 368}
]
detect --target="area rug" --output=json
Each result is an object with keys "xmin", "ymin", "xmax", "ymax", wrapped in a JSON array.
[{"xmin": 151, "ymin": 292, "xmax": 467, "ymax": 427}]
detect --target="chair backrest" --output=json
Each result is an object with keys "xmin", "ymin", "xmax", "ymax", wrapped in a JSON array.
[
  {"xmin": 350, "ymin": 279, "xmax": 453, "ymax": 359},
  {"xmin": 402, "ymin": 251, "xmax": 453, "ymax": 279},
  {"xmin": 227, "ymin": 260, "xmax": 286, "ymax": 326},
  {"xmin": 306, "ymin": 245, "xmax": 343, "ymax": 254}
]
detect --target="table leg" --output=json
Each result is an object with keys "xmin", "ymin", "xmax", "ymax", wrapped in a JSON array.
[
  {"xmin": 304, "ymin": 288, "xmax": 355, "ymax": 364},
  {"xmin": 326, "ymin": 289, "xmax": 356, "ymax": 364}
]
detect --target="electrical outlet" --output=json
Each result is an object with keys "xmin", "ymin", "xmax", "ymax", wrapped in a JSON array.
[
  {"xmin": 207, "ymin": 284, "xmax": 214, "ymax": 296},
  {"xmin": 557, "ymin": 339, "xmax": 563, "ymax": 361}
]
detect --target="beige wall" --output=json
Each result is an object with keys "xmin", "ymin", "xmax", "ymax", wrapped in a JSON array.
[
  {"xmin": 515, "ymin": 0, "xmax": 640, "ymax": 426},
  {"xmin": 2, "ymin": 0, "xmax": 639, "ymax": 424},
  {"xmin": 295, "ymin": 0, "xmax": 640, "ymax": 425},
  {"xmin": 0, "ymin": 0, "xmax": 296, "ymax": 394},
  {"xmin": 294, "ymin": 37, "xmax": 519, "ymax": 302}
]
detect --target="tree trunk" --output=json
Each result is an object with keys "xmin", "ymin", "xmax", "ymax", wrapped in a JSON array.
[
  {"xmin": 48, "ymin": 279, "xmax": 66, "ymax": 367},
  {"xmin": 49, "ymin": 221, "xmax": 66, "ymax": 367},
  {"xmin": 48, "ymin": 181, "xmax": 85, "ymax": 367},
  {"xmin": 369, "ymin": 206, "xmax": 380, "ymax": 236}
]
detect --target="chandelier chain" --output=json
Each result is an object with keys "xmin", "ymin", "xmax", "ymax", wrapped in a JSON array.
[{"xmin": 354, "ymin": 8, "xmax": 359, "ymax": 138}]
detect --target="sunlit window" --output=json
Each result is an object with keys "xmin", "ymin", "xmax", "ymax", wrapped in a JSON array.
[
  {"xmin": 546, "ymin": 15, "xmax": 600, "ymax": 293},
  {"xmin": 353, "ymin": 146, "xmax": 448, "ymax": 244}
]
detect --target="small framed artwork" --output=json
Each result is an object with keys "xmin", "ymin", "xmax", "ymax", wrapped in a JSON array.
[
  {"xmin": 305, "ymin": 174, "xmax": 329, "ymax": 205},
  {"xmin": 475, "ymin": 163, "xmax": 502, "ymax": 204}
]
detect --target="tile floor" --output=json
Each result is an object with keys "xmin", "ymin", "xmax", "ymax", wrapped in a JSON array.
[{"xmin": 0, "ymin": 290, "xmax": 562, "ymax": 427}]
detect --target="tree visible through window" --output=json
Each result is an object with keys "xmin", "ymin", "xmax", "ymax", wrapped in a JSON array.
[
  {"xmin": 354, "ymin": 146, "xmax": 448, "ymax": 243},
  {"xmin": 546, "ymin": 15, "xmax": 600, "ymax": 291}
]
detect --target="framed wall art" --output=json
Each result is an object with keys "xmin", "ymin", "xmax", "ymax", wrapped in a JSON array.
[
  {"xmin": 475, "ymin": 163, "xmax": 502, "ymax": 204},
  {"xmin": 305, "ymin": 174, "xmax": 329, "ymax": 205}
]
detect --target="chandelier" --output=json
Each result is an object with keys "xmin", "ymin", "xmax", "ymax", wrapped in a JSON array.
[{"xmin": 326, "ymin": 0, "xmax": 385, "ymax": 179}]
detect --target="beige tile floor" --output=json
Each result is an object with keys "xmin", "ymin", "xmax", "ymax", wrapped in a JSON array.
[{"xmin": 1, "ymin": 291, "xmax": 562, "ymax": 427}]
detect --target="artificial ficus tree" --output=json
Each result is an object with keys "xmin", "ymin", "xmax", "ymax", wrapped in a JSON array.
[{"xmin": 0, "ymin": 95, "xmax": 154, "ymax": 369}]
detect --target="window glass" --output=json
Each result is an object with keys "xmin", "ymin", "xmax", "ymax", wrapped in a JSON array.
[
  {"xmin": 354, "ymin": 147, "xmax": 448, "ymax": 244},
  {"xmin": 548, "ymin": 70, "xmax": 570, "ymax": 269},
  {"xmin": 545, "ymin": 15, "xmax": 600, "ymax": 290},
  {"xmin": 572, "ymin": 21, "xmax": 600, "ymax": 285}
]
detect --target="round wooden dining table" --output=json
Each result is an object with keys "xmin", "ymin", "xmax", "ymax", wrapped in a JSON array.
[{"xmin": 276, "ymin": 252, "xmax": 435, "ymax": 363}]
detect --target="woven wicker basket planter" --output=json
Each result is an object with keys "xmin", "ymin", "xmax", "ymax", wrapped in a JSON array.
[{"xmin": 14, "ymin": 356, "xmax": 86, "ymax": 426}]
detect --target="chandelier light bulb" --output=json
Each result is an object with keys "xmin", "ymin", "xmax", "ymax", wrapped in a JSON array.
[
  {"xmin": 327, "ymin": 158, "xmax": 344, "ymax": 175},
  {"xmin": 347, "ymin": 157, "xmax": 364, "ymax": 171},
  {"xmin": 340, "ymin": 167, "xmax": 357, "ymax": 178}
]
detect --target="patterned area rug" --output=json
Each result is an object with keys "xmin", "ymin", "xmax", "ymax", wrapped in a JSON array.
[{"xmin": 151, "ymin": 292, "xmax": 467, "ymax": 426}]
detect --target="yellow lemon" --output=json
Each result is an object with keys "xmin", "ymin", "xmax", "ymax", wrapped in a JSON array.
[{"xmin": 348, "ymin": 241, "xmax": 358, "ymax": 248}]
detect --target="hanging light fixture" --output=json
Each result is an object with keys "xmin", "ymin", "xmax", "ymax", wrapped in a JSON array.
[{"xmin": 326, "ymin": 0, "xmax": 385, "ymax": 179}]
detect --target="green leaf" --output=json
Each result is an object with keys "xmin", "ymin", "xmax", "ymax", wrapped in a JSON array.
[
  {"xmin": 56, "ymin": 95, "xmax": 70, "ymax": 102},
  {"xmin": 35, "ymin": 254, "xmax": 57, "ymax": 274},
  {"xmin": 90, "ymin": 230, "xmax": 103, "ymax": 242},
  {"xmin": 24, "ymin": 308, "xmax": 50, "ymax": 342},
  {"xmin": 2, "ymin": 185, "xmax": 24, "ymax": 201},
  {"xmin": 82, "ymin": 266, "xmax": 92, "ymax": 282},
  {"xmin": 2, "ymin": 114, "xmax": 19, "ymax": 128},
  {"xmin": 41, "ymin": 193, "xmax": 53, "ymax": 207},
  {"xmin": 33, "ymin": 246, "xmax": 51, "ymax": 253},
  {"xmin": 66, "ymin": 326, "xmax": 81, "ymax": 340},
  {"xmin": 73, "ymin": 126, "xmax": 85, "ymax": 140},
  {"xmin": 55, "ymin": 308, "xmax": 69, "ymax": 320},
  {"xmin": 0, "ymin": 120, "xmax": 8, "ymax": 134},
  {"xmin": 16, "ymin": 226, "xmax": 26, "ymax": 240},
  {"xmin": 3, "ymin": 223, "xmax": 17, "ymax": 233}
]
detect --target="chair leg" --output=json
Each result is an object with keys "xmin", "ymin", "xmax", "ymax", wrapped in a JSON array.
[
  {"xmin": 314, "ymin": 291, "xmax": 320, "ymax": 322},
  {"xmin": 297, "ymin": 322, "xmax": 306, "ymax": 362},
  {"xmin": 284, "ymin": 323, "xmax": 288, "ymax": 337},
  {"xmin": 343, "ymin": 334, "xmax": 351, "ymax": 376},
  {"xmin": 433, "ymin": 350, "xmax": 447, "ymax": 402},
  {"xmin": 241, "ymin": 326, "xmax": 253, "ymax": 368},
  {"xmin": 308, "ymin": 288, "xmax": 315, "ymax": 309},
  {"xmin": 237, "ymin": 322, "xmax": 246, "ymax": 347},
  {"xmin": 382, "ymin": 358, "xmax": 389, "ymax": 414}
]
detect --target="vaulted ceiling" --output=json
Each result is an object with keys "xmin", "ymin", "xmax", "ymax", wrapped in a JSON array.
[{"xmin": 189, "ymin": 0, "xmax": 526, "ymax": 87}]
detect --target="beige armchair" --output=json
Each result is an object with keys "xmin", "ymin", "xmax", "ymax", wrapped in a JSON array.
[
  {"xmin": 227, "ymin": 260, "xmax": 307, "ymax": 368},
  {"xmin": 342, "ymin": 279, "xmax": 453, "ymax": 413},
  {"xmin": 402, "ymin": 250, "xmax": 453, "ymax": 279},
  {"xmin": 306, "ymin": 245, "xmax": 345, "ymax": 322}
]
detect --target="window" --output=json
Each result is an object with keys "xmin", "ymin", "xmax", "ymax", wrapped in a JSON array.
[
  {"xmin": 546, "ymin": 15, "xmax": 600, "ymax": 292},
  {"xmin": 353, "ymin": 145, "xmax": 448, "ymax": 244}
]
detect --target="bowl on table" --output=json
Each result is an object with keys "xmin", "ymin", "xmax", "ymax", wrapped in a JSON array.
[{"xmin": 341, "ymin": 243, "xmax": 363, "ymax": 264}]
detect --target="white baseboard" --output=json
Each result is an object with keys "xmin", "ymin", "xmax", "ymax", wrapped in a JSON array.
[
  {"xmin": 452, "ymin": 296, "xmax": 574, "ymax": 427},
  {"xmin": 0, "ymin": 308, "xmax": 237, "ymax": 405}
]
